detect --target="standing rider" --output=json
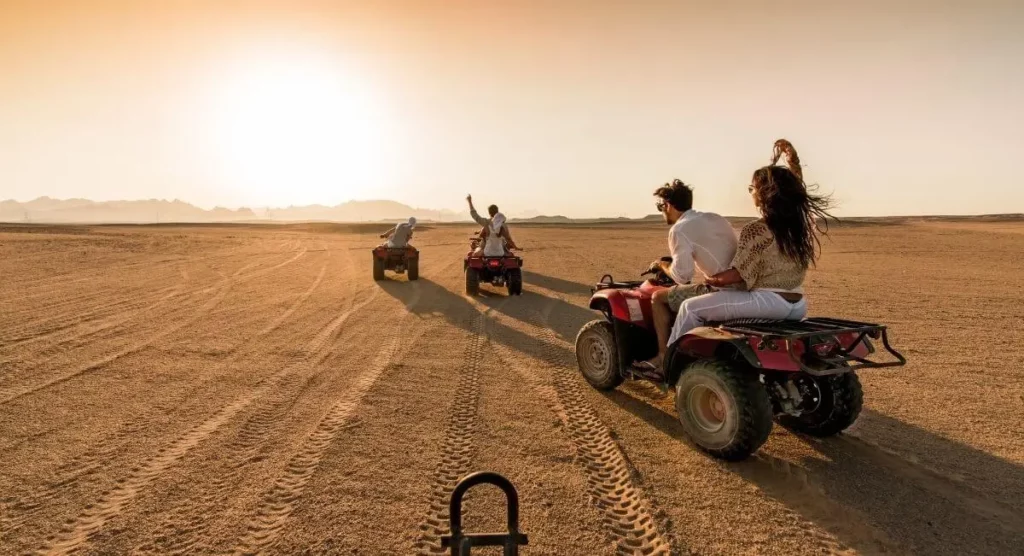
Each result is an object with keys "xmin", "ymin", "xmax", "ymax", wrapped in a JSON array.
[
  {"xmin": 466, "ymin": 194, "xmax": 518, "ymax": 256},
  {"xmin": 638, "ymin": 180, "xmax": 738, "ymax": 372},
  {"xmin": 380, "ymin": 217, "xmax": 417, "ymax": 248}
]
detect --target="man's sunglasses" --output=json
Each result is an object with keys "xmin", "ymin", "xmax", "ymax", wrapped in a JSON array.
[{"xmin": 655, "ymin": 201, "xmax": 666, "ymax": 212}]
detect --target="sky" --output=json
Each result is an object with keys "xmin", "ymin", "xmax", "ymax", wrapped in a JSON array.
[{"xmin": 1, "ymin": 0, "xmax": 1022, "ymax": 218}]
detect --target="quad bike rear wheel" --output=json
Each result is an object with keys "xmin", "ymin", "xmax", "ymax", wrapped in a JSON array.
[
  {"xmin": 373, "ymin": 255, "xmax": 385, "ymax": 281},
  {"xmin": 775, "ymin": 371, "xmax": 863, "ymax": 437},
  {"xmin": 507, "ymin": 268, "xmax": 523, "ymax": 296},
  {"xmin": 408, "ymin": 256, "xmax": 419, "ymax": 281},
  {"xmin": 675, "ymin": 359, "xmax": 773, "ymax": 461},
  {"xmin": 465, "ymin": 267, "xmax": 480, "ymax": 295},
  {"xmin": 575, "ymin": 320, "xmax": 623, "ymax": 391}
]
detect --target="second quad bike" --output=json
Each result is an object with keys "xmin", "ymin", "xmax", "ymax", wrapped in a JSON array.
[
  {"xmin": 575, "ymin": 264, "xmax": 906, "ymax": 461},
  {"xmin": 372, "ymin": 245, "xmax": 419, "ymax": 281},
  {"xmin": 464, "ymin": 234, "xmax": 522, "ymax": 296}
]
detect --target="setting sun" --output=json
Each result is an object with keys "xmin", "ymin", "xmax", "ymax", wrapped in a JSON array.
[{"xmin": 202, "ymin": 47, "xmax": 390, "ymax": 207}]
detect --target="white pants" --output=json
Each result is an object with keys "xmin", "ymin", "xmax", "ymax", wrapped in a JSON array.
[{"xmin": 667, "ymin": 290, "xmax": 808, "ymax": 347}]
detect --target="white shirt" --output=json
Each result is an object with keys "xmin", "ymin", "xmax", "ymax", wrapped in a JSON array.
[
  {"xmin": 385, "ymin": 222, "xmax": 413, "ymax": 248},
  {"xmin": 667, "ymin": 209, "xmax": 738, "ymax": 284},
  {"xmin": 470, "ymin": 208, "xmax": 508, "ymax": 257}
]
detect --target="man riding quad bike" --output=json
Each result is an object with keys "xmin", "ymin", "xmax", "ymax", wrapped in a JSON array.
[
  {"xmin": 464, "ymin": 230, "xmax": 523, "ymax": 296},
  {"xmin": 574, "ymin": 263, "xmax": 906, "ymax": 461},
  {"xmin": 373, "ymin": 217, "xmax": 419, "ymax": 281},
  {"xmin": 463, "ymin": 194, "xmax": 523, "ymax": 296}
]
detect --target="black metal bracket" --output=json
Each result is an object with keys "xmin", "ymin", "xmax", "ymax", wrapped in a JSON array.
[
  {"xmin": 441, "ymin": 472, "xmax": 529, "ymax": 556},
  {"xmin": 789, "ymin": 328, "xmax": 907, "ymax": 376}
]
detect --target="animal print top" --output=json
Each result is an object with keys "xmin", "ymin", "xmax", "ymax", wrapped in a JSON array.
[{"xmin": 731, "ymin": 220, "xmax": 807, "ymax": 292}]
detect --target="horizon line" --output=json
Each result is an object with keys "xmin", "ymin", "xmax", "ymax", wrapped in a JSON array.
[{"xmin": 2, "ymin": 195, "xmax": 1022, "ymax": 221}]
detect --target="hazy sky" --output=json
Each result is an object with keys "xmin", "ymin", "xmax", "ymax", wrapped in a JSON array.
[{"xmin": 1, "ymin": 0, "xmax": 1022, "ymax": 218}]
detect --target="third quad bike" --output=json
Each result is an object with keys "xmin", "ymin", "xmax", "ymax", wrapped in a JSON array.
[
  {"xmin": 575, "ymin": 265, "xmax": 906, "ymax": 461},
  {"xmin": 464, "ymin": 234, "xmax": 523, "ymax": 296},
  {"xmin": 372, "ymin": 245, "xmax": 419, "ymax": 281}
]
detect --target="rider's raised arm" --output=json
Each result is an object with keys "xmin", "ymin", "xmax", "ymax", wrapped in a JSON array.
[
  {"xmin": 381, "ymin": 226, "xmax": 396, "ymax": 239},
  {"xmin": 468, "ymin": 205, "xmax": 489, "ymax": 227},
  {"xmin": 666, "ymin": 223, "xmax": 695, "ymax": 284}
]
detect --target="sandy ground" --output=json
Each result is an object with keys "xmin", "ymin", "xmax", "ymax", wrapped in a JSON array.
[{"xmin": 0, "ymin": 221, "xmax": 1022, "ymax": 555}]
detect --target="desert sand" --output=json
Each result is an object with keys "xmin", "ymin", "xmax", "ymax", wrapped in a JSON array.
[{"xmin": 1, "ymin": 221, "xmax": 1022, "ymax": 555}]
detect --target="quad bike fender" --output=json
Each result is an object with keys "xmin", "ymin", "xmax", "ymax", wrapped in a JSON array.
[
  {"xmin": 664, "ymin": 327, "xmax": 756, "ymax": 383},
  {"xmin": 588, "ymin": 289, "xmax": 650, "ymax": 330},
  {"xmin": 667, "ymin": 328, "xmax": 875, "ymax": 378},
  {"xmin": 467, "ymin": 256, "xmax": 519, "ymax": 270},
  {"xmin": 375, "ymin": 246, "xmax": 418, "ymax": 258},
  {"xmin": 735, "ymin": 333, "xmax": 872, "ymax": 373}
]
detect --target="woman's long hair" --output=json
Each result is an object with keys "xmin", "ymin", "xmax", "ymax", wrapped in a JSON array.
[{"xmin": 752, "ymin": 139, "xmax": 836, "ymax": 267}]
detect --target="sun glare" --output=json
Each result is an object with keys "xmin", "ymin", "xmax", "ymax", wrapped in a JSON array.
[{"xmin": 203, "ymin": 47, "xmax": 389, "ymax": 207}]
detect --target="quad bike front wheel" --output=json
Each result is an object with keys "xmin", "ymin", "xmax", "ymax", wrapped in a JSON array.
[
  {"xmin": 675, "ymin": 359, "xmax": 773, "ymax": 461},
  {"xmin": 465, "ymin": 267, "xmax": 480, "ymax": 295},
  {"xmin": 775, "ymin": 371, "xmax": 863, "ymax": 437},
  {"xmin": 372, "ymin": 255, "xmax": 385, "ymax": 281},
  {"xmin": 506, "ymin": 268, "xmax": 523, "ymax": 296},
  {"xmin": 575, "ymin": 320, "xmax": 623, "ymax": 391}
]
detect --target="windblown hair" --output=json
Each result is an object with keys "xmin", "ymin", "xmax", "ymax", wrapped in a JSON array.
[
  {"xmin": 752, "ymin": 139, "xmax": 836, "ymax": 267},
  {"xmin": 654, "ymin": 179, "xmax": 694, "ymax": 212}
]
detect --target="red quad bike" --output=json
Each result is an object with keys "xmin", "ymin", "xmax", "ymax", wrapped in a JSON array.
[
  {"xmin": 372, "ymin": 245, "xmax": 419, "ymax": 281},
  {"xmin": 464, "ymin": 234, "xmax": 523, "ymax": 296},
  {"xmin": 575, "ymin": 265, "xmax": 907, "ymax": 461}
]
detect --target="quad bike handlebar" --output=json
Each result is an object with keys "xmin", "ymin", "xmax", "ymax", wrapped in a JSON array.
[
  {"xmin": 593, "ymin": 259, "xmax": 673, "ymax": 292},
  {"xmin": 640, "ymin": 260, "xmax": 674, "ymax": 287}
]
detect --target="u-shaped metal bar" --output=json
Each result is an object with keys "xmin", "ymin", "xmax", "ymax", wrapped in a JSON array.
[{"xmin": 441, "ymin": 471, "xmax": 529, "ymax": 555}]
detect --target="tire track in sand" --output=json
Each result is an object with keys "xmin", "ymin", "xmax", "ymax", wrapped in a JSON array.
[
  {"xmin": 1, "ymin": 241, "xmax": 280, "ymax": 350},
  {"xmin": 136, "ymin": 258, "xmax": 454, "ymax": 555},
  {"xmin": 1, "ymin": 283, "xmax": 184, "ymax": 353},
  {"xmin": 0, "ymin": 283, "xmax": 232, "ymax": 406},
  {"xmin": 6, "ymin": 256, "xmax": 338, "ymax": 546},
  {"xmin": 0, "ymin": 245, "xmax": 308, "ymax": 406},
  {"xmin": 0, "ymin": 241, "xmax": 282, "ymax": 342},
  {"xmin": 231, "ymin": 285, "xmax": 426, "ymax": 554},
  {"xmin": 414, "ymin": 303, "xmax": 502, "ymax": 555},
  {"xmin": 487, "ymin": 293, "xmax": 676, "ymax": 555},
  {"xmin": 36, "ymin": 284, "xmax": 377, "ymax": 556}
]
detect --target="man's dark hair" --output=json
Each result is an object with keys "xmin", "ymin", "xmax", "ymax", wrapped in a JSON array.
[
  {"xmin": 654, "ymin": 179, "xmax": 693, "ymax": 212},
  {"xmin": 487, "ymin": 204, "xmax": 499, "ymax": 216}
]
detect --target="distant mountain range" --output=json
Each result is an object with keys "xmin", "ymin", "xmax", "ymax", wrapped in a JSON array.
[
  {"xmin": 3, "ymin": 197, "xmax": 1020, "ymax": 225},
  {"xmin": 0, "ymin": 197, "xmax": 464, "ymax": 224}
]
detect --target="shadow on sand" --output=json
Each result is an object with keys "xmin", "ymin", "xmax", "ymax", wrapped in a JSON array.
[
  {"xmin": 376, "ymin": 278, "xmax": 579, "ymax": 369},
  {"xmin": 521, "ymin": 270, "xmax": 593, "ymax": 296},
  {"xmin": 604, "ymin": 389, "xmax": 1024, "ymax": 555}
]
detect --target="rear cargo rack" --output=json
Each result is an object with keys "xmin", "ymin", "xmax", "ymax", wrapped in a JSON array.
[{"xmin": 717, "ymin": 317, "xmax": 907, "ymax": 375}]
